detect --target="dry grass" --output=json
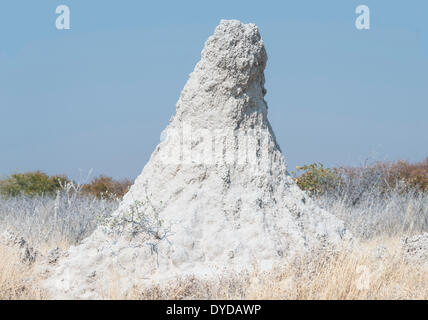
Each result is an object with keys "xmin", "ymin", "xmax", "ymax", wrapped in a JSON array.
[
  {"xmin": 0, "ymin": 245, "xmax": 46, "ymax": 300},
  {"xmin": 0, "ymin": 237, "xmax": 426, "ymax": 300},
  {"xmin": 0, "ymin": 183, "xmax": 427, "ymax": 300},
  {"xmin": 102, "ymin": 238, "xmax": 427, "ymax": 300}
]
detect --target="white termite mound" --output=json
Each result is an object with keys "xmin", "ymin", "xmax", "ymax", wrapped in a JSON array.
[{"xmin": 43, "ymin": 19, "xmax": 352, "ymax": 299}]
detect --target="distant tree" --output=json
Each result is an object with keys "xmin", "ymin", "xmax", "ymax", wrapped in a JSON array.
[
  {"xmin": 387, "ymin": 157, "xmax": 428, "ymax": 192},
  {"xmin": 291, "ymin": 163, "xmax": 341, "ymax": 196},
  {"xmin": 0, "ymin": 171, "xmax": 69, "ymax": 198},
  {"xmin": 81, "ymin": 176, "xmax": 132, "ymax": 199},
  {"xmin": 293, "ymin": 157, "xmax": 428, "ymax": 201}
]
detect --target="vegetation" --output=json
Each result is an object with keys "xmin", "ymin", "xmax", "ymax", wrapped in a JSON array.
[
  {"xmin": 0, "ymin": 171, "xmax": 69, "ymax": 198},
  {"xmin": 291, "ymin": 163, "xmax": 341, "ymax": 195},
  {"xmin": 0, "ymin": 182, "xmax": 118, "ymax": 249},
  {"xmin": 1, "ymin": 157, "xmax": 425, "ymax": 200},
  {"xmin": 291, "ymin": 157, "xmax": 428, "ymax": 239},
  {"xmin": 386, "ymin": 158, "xmax": 428, "ymax": 192},
  {"xmin": 293, "ymin": 157, "xmax": 428, "ymax": 196},
  {"xmin": 80, "ymin": 176, "xmax": 131, "ymax": 199},
  {"xmin": 0, "ymin": 244, "xmax": 46, "ymax": 299},
  {"xmin": 0, "ymin": 157, "xmax": 427, "ymax": 299},
  {"xmin": 129, "ymin": 239, "xmax": 428, "ymax": 300},
  {"xmin": 1, "ymin": 236, "xmax": 427, "ymax": 299},
  {"xmin": 0, "ymin": 172, "xmax": 132, "ymax": 199}
]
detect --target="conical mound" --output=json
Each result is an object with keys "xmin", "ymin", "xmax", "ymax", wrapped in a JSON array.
[{"xmin": 43, "ymin": 20, "xmax": 352, "ymax": 299}]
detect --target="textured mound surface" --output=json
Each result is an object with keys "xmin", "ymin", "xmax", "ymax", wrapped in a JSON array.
[
  {"xmin": 402, "ymin": 233, "xmax": 428, "ymax": 265},
  {"xmin": 43, "ymin": 20, "xmax": 352, "ymax": 299}
]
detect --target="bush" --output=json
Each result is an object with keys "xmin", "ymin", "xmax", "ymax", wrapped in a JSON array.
[
  {"xmin": 387, "ymin": 158, "xmax": 428, "ymax": 192},
  {"xmin": 81, "ymin": 176, "xmax": 132, "ymax": 199},
  {"xmin": 293, "ymin": 158, "xmax": 428, "ymax": 203},
  {"xmin": 336, "ymin": 158, "xmax": 428, "ymax": 196},
  {"xmin": 0, "ymin": 172, "xmax": 133, "ymax": 200},
  {"xmin": 291, "ymin": 163, "xmax": 341, "ymax": 196},
  {"xmin": 0, "ymin": 171, "xmax": 69, "ymax": 198}
]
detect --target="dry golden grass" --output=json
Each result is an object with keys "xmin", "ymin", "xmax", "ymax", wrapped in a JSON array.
[
  {"xmin": 1, "ymin": 238, "xmax": 426, "ymax": 300},
  {"xmin": 0, "ymin": 245, "xmax": 46, "ymax": 300},
  {"xmin": 108, "ymin": 238, "xmax": 428, "ymax": 300}
]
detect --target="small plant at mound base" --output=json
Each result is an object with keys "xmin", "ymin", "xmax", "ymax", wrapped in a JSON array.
[{"xmin": 98, "ymin": 188, "xmax": 171, "ymax": 264}]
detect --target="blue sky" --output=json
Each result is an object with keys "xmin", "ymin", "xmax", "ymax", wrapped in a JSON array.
[{"xmin": 1, "ymin": 1, "xmax": 427, "ymax": 180}]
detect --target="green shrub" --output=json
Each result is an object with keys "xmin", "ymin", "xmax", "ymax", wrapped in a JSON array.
[
  {"xmin": 0, "ymin": 171, "xmax": 70, "ymax": 198},
  {"xmin": 0, "ymin": 171, "xmax": 132, "ymax": 199},
  {"xmin": 291, "ymin": 163, "xmax": 342, "ymax": 196}
]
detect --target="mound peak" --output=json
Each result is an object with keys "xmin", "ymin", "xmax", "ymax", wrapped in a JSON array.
[{"xmin": 175, "ymin": 19, "xmax": 267, "ymax": 129}]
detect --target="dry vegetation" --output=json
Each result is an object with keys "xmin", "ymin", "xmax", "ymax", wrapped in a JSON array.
[
  {"xmin": 0, "ymin": 159, "xmax": 427, "ymax": 300},
  {"xmin": 128, "ymin": 239, "xmax": 427, "ymax": 300},
  {"xmin": 0, "ymin": 245, "xmax": 46, "ymax": 299},
  {"xmin": 1, "ymin": 238, "xmax": 427, "ymax": 300}
]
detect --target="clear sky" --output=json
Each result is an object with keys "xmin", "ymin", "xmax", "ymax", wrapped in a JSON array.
[{"xmin": 1, "ymin": 1, "xmax": 427, "ymax": 181}]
